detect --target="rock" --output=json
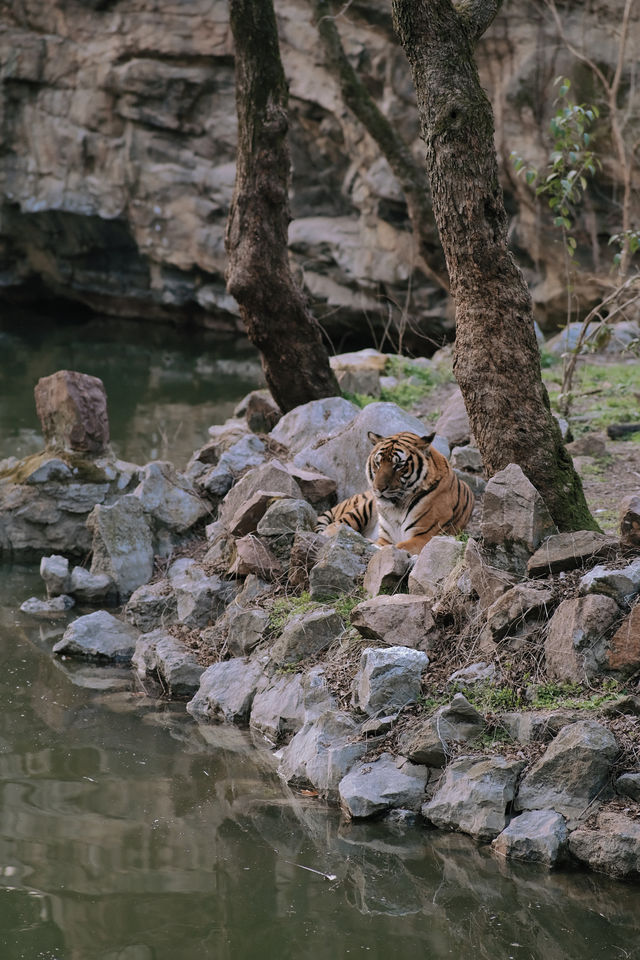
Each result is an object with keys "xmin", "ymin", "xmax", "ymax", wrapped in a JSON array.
[
  {"xmin": 292, "ymin": 402, "xmax": 431, "ymax": 501},
  {"xmin": 134, "ymin": 460, "xmax": 209, "ymax": 532},
  {"xmin": 515, "ymin": 719, "xmax": 618, "ymax": 821},
  {"xmin": 569, "ymin": 811, "xmax": 640, "ymax": 878},
  {"xmin": 363, "ymin": 545, "xmax": 412, "ymax": 596},
  {"xmin": 229, "ymin": 535, "xmax": 282, "ymax": 580},
  {"xmin": 40, "ymin": 554, "xmax": 71, "ymax": 596},
  {"xmin": 34, "ymin": 370, "xmax": 110, "ymax": 455},
  {"xmin": 450, "ymin": 445, "xmax": 484, "ymax": 473},
  {"xmin": 226, "ymin": 606, "xmax": 270, "ymax": 657},
  {"xmin": 497, "ymin": 709, "xmax": 582, "ymax": 743},
  {"xmin": 197, "ymin": 434, "xmax": 268, "ymax": 497},
  {"xmin": 186, "ymin": 658, "xmax": 264, "ymax": 724},
  {"xmin": 601, "ymin": 694, "xmax": 640, "ymax": 717},
  {"xmin": 69, "ymin": 566, "xmax": 117, "ymax": 604},
  {"xmin": 172, "ymin": 567, "xmax": 235, "ymax": 628},
  {"xmin": 481, "ymin": 464, "xmax": 558, "ymax": 575},
  {"xmin": 283, "ymin": 465, "xmax": 337, "ymax": 508},
  {"xmin": 287, "ymin": 530, "xmax": 326, "ymax": 588},
  {"xmin": 269, "ymin": 397, "xmax": 358, "ymax": 456},
  {"xmin": 566, "ymin": 433, "xmax": 608, "ymax": 457},
  {"xmin": 352, "ymin": 646, "xmax": 429, "ymax": 716},
  {"xmin": 234, "ymin": 573, "xmax": 274, "ymax": 605},
  {"xmin": 605, "ymin": 605, "xmax": 640, "ymax": 674},
  {"xmin": 227, "ymin": 490, "xmax": 290, "ymax": 537},
  {"xmin": 249, "ymin": 672, "xmax": 306, "ymax": 745},
  {"xmin": 619, "ymin": 493, "xmax": 640, "ymax": 551},
  {"xmin": 408, "ymin": 535, "xmax": 466, "ymax": 598},
  {"xmin": 481, "ymin": 581, "xmax": 554, "ymax": 644},
  {"xmin": 463, "ymin": 538, "xmax": 519, "ymax": 610},
  {"xmin": 616, "ymin": 772, "xmax": 640, "ymax": 802},
  {"xmin": 544, "ymin": 595, "xmax": 623, "ymax": 680},
  {"xmin": 270, "ymin": 608, "xmax": 343, "ymax": 666},
  {"xmin": 423, "ymin": 756, "xmax": 524, "ymax": 841},
  {"xmin": 87, "ymin": 495, "xmax": 155, "ymax": 599},
  {"xmin": 339, "ymin": 753, "xmax": 429, "ymax": 819},
  {"xmin": 579, "ymin": 558, "xmax": 640, "ymax": 606},
  {"xmin": 218, "ymin": 460, "xmax": 302, "ymax": 529},
  {"xmin": 256, "ymin": 498, "xmax": 317, "ymax": 537},
  {"xmin": 329, "ymin": 348, "xmax": 387, "ymax": 397},
  {"xmin": 124, "ymin": 579, "xmax": 178, "ymax": 631},
  {"xmin": 399, "ymin": 693, "xmax": 484, "ymax": 767},
  {"xmin": 24, "ymin": 458, "xmax": 73, "ymax": 484},
  {"xmin": 132, "ymin": 629, "xmax": 203, "ymax": 699},
  {"xmin": 491, "ymin": 810, "xmax": 568, "ymax": 866},
  {"xmin": 20, "ymin": 595, "xmax": 75, "ymax": 616},
  {"xmin": 234, "ymin": 390, "xmax": 281, "ymax": 433},
  {"xmin": 434, "ymin": 389, "xmax": 471, "ymax": 447},
  {"xmin": 447, "ymin": 661, "xmax": 497, "ymax": 687},
  {"xmin": 277, "ymin": 710, "xmax": 367, "ymax": 800},
  {"xmin": 53, "ymin": 610, "xmax": 139, "ymax": 661},
  {"xmin": 527, "ymin": 531, "xmax": 619, "ymax": 576},
  {"xmin": 309, "ymin": 526, "xmax": 377, "ymax": 599},
  {"xmin": 350, "ymin": 594, "xmax": 439, "ymax": 650}
]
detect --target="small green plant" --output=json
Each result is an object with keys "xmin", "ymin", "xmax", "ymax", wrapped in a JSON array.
[
  {"xmin": 530, "ymin": 679, "xmax": 621, "ymax": 710},
  {"xmin": 268, "ymin": 592, "xmax": 318, "ymax": 633},
  {"xmin": 332, "ymin": 589, "xmax": 366, "ymax": 621}
]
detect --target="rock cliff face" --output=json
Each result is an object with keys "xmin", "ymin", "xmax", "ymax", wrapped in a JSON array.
[{"xmin": 0, "ymin": 0, "xmax": 638, "ymax": 342}]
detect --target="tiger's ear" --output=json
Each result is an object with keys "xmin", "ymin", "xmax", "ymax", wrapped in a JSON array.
[
  {"xmin": 368, "ymin": 431, "xmax": 383, "ymax": 445},
  {"xmin": 420, "ymin": 432, "xmax": 436, "ymax": 447}
]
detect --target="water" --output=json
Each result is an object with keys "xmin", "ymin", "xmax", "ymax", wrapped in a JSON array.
[{"xmin": 0, "ymin": 313, "xmax": 639, "ymax": 958}]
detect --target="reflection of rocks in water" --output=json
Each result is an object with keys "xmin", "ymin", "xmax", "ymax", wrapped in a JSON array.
[
  {"xmin": 119, "ymin": 401, "xmax": 238, "ymax": 468},
  {"xmin": 52, "ymin": 659, "xmax": 133, "ymax": 693},
  {"xmin": 0, "ymin": 427, "xmax": 43, "ymax": 461}
]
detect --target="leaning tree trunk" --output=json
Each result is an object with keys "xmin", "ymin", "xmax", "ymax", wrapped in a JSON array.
[
  {"xmin": 392, "ymin": 0, "xmax": 598, "ymax": 531},
  {"xmin": 226, "ymin": 0, "xmax": 340, "ymax": 413}
]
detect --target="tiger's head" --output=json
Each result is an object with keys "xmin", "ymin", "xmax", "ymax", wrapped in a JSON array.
[{"xmin": 365, "ymin": 431, "xmax": 434, "ymax": 502}]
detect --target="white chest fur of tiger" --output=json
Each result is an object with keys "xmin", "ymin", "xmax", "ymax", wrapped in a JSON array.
[{"xmin": 316, "ymin": 431, "xmax": 474, "ymax": 555}]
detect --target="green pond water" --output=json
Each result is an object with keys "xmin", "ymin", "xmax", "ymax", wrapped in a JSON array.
[{"xmin": 0, "ymin": 314, "xmax": 639, "ymax": 959}]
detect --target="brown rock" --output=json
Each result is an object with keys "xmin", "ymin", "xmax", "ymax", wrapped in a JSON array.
[
  {"xmin": 284, "ymin": 465, "xmax": 337, "ymax": 507},
  {"xmin": 229, "ymin": 535, "xmax": 282, "ymax": 580},
  {"xmin": 545, "ymin": 595, "xmax": 623, "ymax": 681},
  {"xmin": 243, "ymin": 391, "xmax": 282, "ymax": 433},
  {"xmin": 619, "ymin": 493, "xmax": 640, "ymax": 551},
  {"xmin": 34, "ymin": 370, "xmax": 110, "ymax": 455},
  {"xmin": 228, "ymin": 490, "xmax": 288, "ymax": 537},
  {"xmin": 351, "ymin": 594, "xmax": 439, "ymax": 650},
  {"xmin": 528, "ymin": 531, "xmax": 619, "ymax": 576},
  {"xmin": 606, "ymin": 605, "xmax": 640, "ymax": 673}
]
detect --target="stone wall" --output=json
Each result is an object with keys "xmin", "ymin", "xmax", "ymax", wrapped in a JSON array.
[{"xmin": 0, "ymin": 0, "xmax": 638, "ymax": 344}]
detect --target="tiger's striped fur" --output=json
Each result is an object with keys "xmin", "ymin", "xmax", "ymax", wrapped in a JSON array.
[{"xmin": 316, "ymin": 431, "xmax": 474, "ymax": 555}]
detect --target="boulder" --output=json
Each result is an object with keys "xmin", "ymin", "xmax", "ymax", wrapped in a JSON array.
[
  {"xmin": 408, "ymin": 536, "xmax": 466, "ymax": 598},
  {"xmin": 69, "ymin": 566, "xmax": 117, "ymax": 604},
  {"xmin": 270, "ymin": 607, "xmax": 343, "ymax": 665},
  {"xmin": 450, "ymin": 445, "xmax": 484, "ymax": 474},
  {"xmin": 491, "ymin": 810, "xmax": 568, "ymax": 866},
  {"xmin": 329, "ymin": 348, "xmax": 387, "ymax": 397},
  {"xmin": 544, "ymin": 595, "xmax": 623, "ymax": 680},
  {"xmin": 309, "ymin": 526, "xmax": 377, "ymax": 599},
  {"xmin": 218, "ymin": 460, "xmax": 302, "ymax": 528},
  {"xmin": 269, "ymin": 396, "xmax": 358, "ymax": 457},
  {"xmin": 569, "ymin": 811, "xmax": 640, "ymax": 878},
  {"xmin": 172, "ymin": 567, "xmax": 235, "ymax": 628},
  {"xmin": 363, "ymin": 545, "xmax": 412, "ymax": 596},
  {"xmin": 399, "ymin": 693, "xmax": 484, "ymax": 767},
  {"xmin": 40, "ymin": 554, "xmax": 71, "ymax": 596},
  {"xmin": 481, "ymin": 464, "xmax": 558, "ymax": 575},
  {"xmin": 53, "ymin": 610, "xmax": 139, "ymax": 661},
  {"xmin": 132, "ymin": 629, "xmax": 203, "ymax": 699},
  {"xmin": 124, "ymin": 579, "xmax": 178, "ymax": 631},
  {"xmin": 515, "ymin": 719, "xmax": 618, "ymax": 821},
  {"xmin": 226, "ymin": 606, "xmax": 270, "ymax": 657},
  {"xmin": 187, "ymin": 658, "xmax": 264, "ymax": 724},
  {"xmin": 86, "ymin": 495, "xmax": 155, "ymax": 599},
  {"xmin": 619, "ymin": 493, "xmax": 640, "ymax": 551},
  {"xmin": 197, "ymin": 435, "xmax": 268, "ymax": 497},
  {"xmin": 256, "ymin": 498, "xmax": 317, "ymax": 538},
  {"xmin": 616, "ymin": 772, "xmax": 640, "ymax": 802},
  {"xmin": 350, "ymin": 594, "xmax": 439, "ymax": 650},
  {"xmin": 227, "ymin": 490, "xmax": 290, "ymax": 538},
  {"xmin": 229, "ymin": 535, "xmax": 282, "ymax": 580},
  {"xmin": 249, "ymin": 672, "xmax": 306, "ymax": 745},
  {"xmin": 339, "ymin": 753, "xmax": 429, "ymax": 818},
  {"xmin": 34, "ymin": 370, "xmax": 110, "ymax": 455},
  {"xmin": 527, "ymin": 531, "xmax": 619, "ymax": 576},
  {"xmin": 423, "ymin": 755, "xmax": 524, "ymax": 841},
  {"xmin": 481, "ymin": 581, "xmax": 554, "ymax": 645},
  {"xmin": 234, "ymin": 390, "xmax": 281, "ymax": 433},
  {"xmin": 277, "ymin": 710, "xmax": 367, "ymax": 800},
  {"xmin": 464, "ymin": 538, "xmax": 519, "ymax": 610},
  {"xmin": 601, "ymin": 605, "xmax": 640, "ymax": 675},
  {"xmin": 352, "ymin": 646, "xmax": 429, "ymax": 716},
  {"xmin": 134, "ymin": 460, "xmax": 209, "ymax": 532},
  {"xmin": 283, "ymin": 465, "xmax": 337, "ymax": 508},
  {"xmin": 447, "ymin": 661, "xmax": 498, "ymax": 687},
  {"xmin": 579, "ymin": 558, "xmax": 640, "ymax": 606},
  {"xmin": 497, "ymin": 709, "xmax": 582, "ymax": 744},
  {"xmin": 434, "ymin": 389, "xmax": 471, "ymax": 447}
]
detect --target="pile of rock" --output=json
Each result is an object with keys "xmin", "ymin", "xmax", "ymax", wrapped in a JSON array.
[{"xmin": 6, "ymin": 359, "xmax": 640, "ymax": 882}]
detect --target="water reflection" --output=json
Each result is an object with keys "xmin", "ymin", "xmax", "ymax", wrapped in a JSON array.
[{"xmin": 1, "ymin": 565, "xmax": 639, "ymax": 960}]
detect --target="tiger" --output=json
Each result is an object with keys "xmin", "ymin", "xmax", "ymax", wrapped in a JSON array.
[{"xmin": 316, "ymin": 431, "xmax": 474, "ymax": 555}]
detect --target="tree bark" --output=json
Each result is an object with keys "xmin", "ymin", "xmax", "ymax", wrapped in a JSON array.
[
  {"xmin": 226, "ymin": 0, "xmax": 340, "ymax": 413},
  {"xmin": 392, "ymin": 0, "xmax": 598, "ymax": 531}
]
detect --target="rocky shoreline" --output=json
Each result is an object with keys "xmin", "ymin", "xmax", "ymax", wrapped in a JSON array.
[{"xmin": 2, "ymin": 355, "xmax": 640, "ymax": 882}]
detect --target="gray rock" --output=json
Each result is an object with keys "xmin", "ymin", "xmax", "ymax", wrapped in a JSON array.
[
  {"xmin": 616, "ymin": 772, "xmax": 640, "ymax": 802},
  {"xmin": 132, "ymin": 629, "xmax": 203, "ymax": 699},
  {"xmin": 423, "ymin": 755, "xmax": 525, "ymax": 841},
  {"xmin": 579, "ymin": 558, "xmax": 640, "ymax": 606},
  {"xmin": 69, "ymin": 566, "xmax": 117, "ymax": 604},
  {"xmin": 256, "ymin": 498, "xmax": 317, "ymax": 537},
  {"xmin": 339, "ymin": 753, "xmax": 429, "ymax": 819},
  {"xmin": 450, "ymin": 445, "xmax": 484, "ymax": 473},
  {"xmin": 227, "ymin": 490, "xmax": 289, "ymax": 538},
  {"xmin": 497, "ymin": 709, "xmax": 582, "ymax": 744},
  {"xmin": 40, "ymin": 554, "xmax": 71, "ymax": 596},
  {"xmin": 277, "ymin": 710, "xmax": 367, "ymax": 800},
  {"xmin": 173, "ymin": 568, "xmax": 235, "ymax": 628},
  {"xmin": 187, "ymin": 658, "xmax": 264, "ymax": 723},
  {"xmin": 352, "ymin": 645, "xmax": 429, "ymax": 716},
  {"xmin": 491, "ymin": 810, "xmax": 568, "ymax": 866},
  {"xmin": 53, "ymin": 610, "xmax": 139, "ymax": 661},
  {"xmin": 545, "ymin": 595, "xmax": 623, "ymax": 681},
  {"xmin": 218, "ymin": 460, "xmax": 302, "ymax": 528},
  {"xmin": 124, "ymin": 579, "xmax": 178, "ymax": 631},
  {"xmin": 481, "ymin": 581, "xmax": 554, "ymax": 644},
  {"xmin": 350, "ymin": 594, "xmax": 439, "ymax": 650},
  {"xmin": 527, "ymin": 531, "xmax": 619, "ymax": 576},
  {"xmin": 363, "ymin": 545, "xmax": 412, "ymax": 596},
  {"xmin": 434, "ymin": 389, "xmax": 471, "ymax": 447},
  {"xmin": 301, "ymin": 666, "xmax": 338, "ymax": 718},
  {"xmin": 270, "ymin": 607, "xmax": 343, "ymax": 666},
  {"xmin": 464, "ymin": 538, "xmax": 519, "ymax": 611},
  {"xmin": 234, "ymin": 574, "xmax": 274, "ymax": 606},
  {"xmin": 481, "ymin": 464, "xmax": 558, "ymax": 575},
  {"xmin": 249, "ymin": 672, "xmax": 306, "ymax": 745},
  {"xmin": 226, "ymin": 606, "xmax": 270, "ymax": 656},
  {"xmin": 134, "ymin": 460, "xmax": 209, "ymax": 532},
  {"xmin": 269, "ymin": 396, "xmax": 358, "ymax": 456},
  {"xmin": 399, "ymin": 693, "xmax": 484, "ymax": 767},
  {"xmin": 24, "ymin": 457, "xmax": 73, "ymax": 484},
  {"xmin": 87, "ymin": 495, "xmax": 155, "ymax": 599},
  {"xmin": 20, "ymin": 594, "xmax": 75, "ymax": 616},
  {"xmin": 569, "ymin": 811, "xmax": 640, "ymax": 878},
  {"xmin": 408, "ymin": 536, "xmax": 466, "ymax": 598},
  {"xmin": 309, "ymin": 526, "xmax": 377, "ymax": 599},
  {"xmin": 515, "ymin": 719, "xmax": 618, "ymax": 821},
  {"xmin": 447, "ymin": 661, "xmax": 497, "ymax": 687}
]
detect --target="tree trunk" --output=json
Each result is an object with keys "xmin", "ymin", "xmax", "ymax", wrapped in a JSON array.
[
  {"xmin": 391, "ymin": 0, "xmax": 598, "ymax": 531},
  {"xmin": 226, "ymin": 0, "xmax": 340, "ymax": 413}
]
